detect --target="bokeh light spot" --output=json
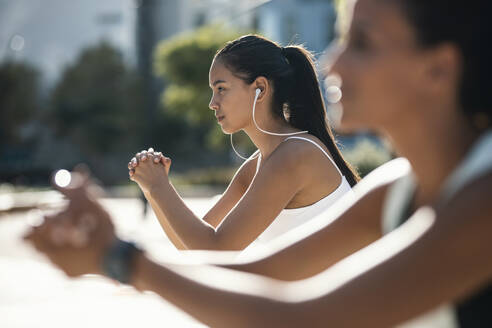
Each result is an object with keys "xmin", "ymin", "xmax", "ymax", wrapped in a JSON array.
[
  {"xmin": 10, "ymin": 34, "xmax": 25, "ymax": 51},
  {"xmin": 54, "ymin": 169, "xmax": 71, "ymax": 188}
]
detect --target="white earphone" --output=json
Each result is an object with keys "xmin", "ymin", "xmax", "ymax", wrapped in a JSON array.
[
  {"xmin": 252, "ymin": 88, "xmax": 307, "ymax": 137},
  {"xmin": 230, "ymin": 88, "xmax": 308, "ymax": 161}
]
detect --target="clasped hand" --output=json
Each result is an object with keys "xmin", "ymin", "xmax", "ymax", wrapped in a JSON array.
[{"xmin": 128, "ymin": 148, "xmax": 171, "ymax": 195}]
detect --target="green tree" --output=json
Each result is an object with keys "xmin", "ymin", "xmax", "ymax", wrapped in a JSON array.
[
  {"xmin": 47, "ymin": 41, "xmax": 145, "ymax": 183},
  {"xmin": 49, "ymin": 41, "xmax": 144, "ymax": 155},
  {"xmin": 0, "ymin": 60, "xmax": 40, "ymax": 148},
  {"xmin": 154, "ymin": 25, "xmax": 247, "ymax": 151}
]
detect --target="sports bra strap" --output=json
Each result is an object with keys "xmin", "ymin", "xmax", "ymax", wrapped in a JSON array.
[{"xmin": 283, "ymin": 136, "xmax": 342, "ymax": 176}]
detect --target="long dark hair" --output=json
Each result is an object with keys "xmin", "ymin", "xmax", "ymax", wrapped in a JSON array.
[
  {"xmin": 397, "ymin": 0, "xmax": 491, "ymax": 131},
  {"xmin": 215, "ymin": 35, "xmax": 359, "ymax": 186}
]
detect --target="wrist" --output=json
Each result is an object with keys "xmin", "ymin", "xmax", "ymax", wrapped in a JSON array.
[
  {"xmin": 148, "ymin": 180, "xmax": 168, "ymax": 199},
  {"xmin": 101, "ymin": 238, "xmax": 142, "ymax": 284}
]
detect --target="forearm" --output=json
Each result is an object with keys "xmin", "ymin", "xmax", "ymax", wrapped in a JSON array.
[
  {"xmin": 146, "ymin": 196, "xmax": 187, "ymax": 250},
  {"xmin": 149, "ymin": 182, "xmax": 225, "ymax": 250},
  {"xmin": 224, "ymin": 213, "xmax": 381, "ymax": 281},
  {"xmin": 131, "ymin": 251, "xmax": 296, "ymax": 328},
  {"xmin": 223, "ymin": 189, "xmax": 384, "ymax": 281}
]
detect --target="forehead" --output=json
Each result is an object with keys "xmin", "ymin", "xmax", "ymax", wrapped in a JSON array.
[
  {"xmin": 351, "ymin": 0, "xmax": 417, "ymax": 47},
  {"xmin": 209, "ymin": 59, "xmax": 235, "ymax": 84}
]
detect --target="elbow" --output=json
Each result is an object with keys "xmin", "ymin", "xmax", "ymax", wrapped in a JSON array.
[{"xmin": 183, "ymin": 229, "xmax": 238, "ymax": 251}]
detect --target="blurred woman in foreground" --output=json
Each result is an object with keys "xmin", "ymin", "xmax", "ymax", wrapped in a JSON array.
[{"xmin": 25, "ymin": 0, "xmax": 492, "ymax": 326}]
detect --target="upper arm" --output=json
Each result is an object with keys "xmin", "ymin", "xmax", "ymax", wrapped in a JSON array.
[
  {"xmin": 212, "ymin": 144, "xmax": 309, "ymax": 250},
  {"xmin": 291, "ymin": 173, "xmax": 492, "ymax": 327},
  {"xmin": 202, "ymin": 155, "xmax": 258, "ymax": 227},
  {"xmin": 226, "ymin": 181, "xmax": 388, "ymax": 280}
]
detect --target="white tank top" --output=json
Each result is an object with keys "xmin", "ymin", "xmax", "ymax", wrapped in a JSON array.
[
  {"xmin": 240, "ymin": 136, "xmax": 353, "ymax": 257},
  {"xmin": 382, "ymin": 129, "xmax": 492, "ymax": 328}
]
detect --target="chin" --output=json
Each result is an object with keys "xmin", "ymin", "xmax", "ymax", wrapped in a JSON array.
[{"xmin": 221, "ymin": 125, "xmax": 235, "ymax": 135}]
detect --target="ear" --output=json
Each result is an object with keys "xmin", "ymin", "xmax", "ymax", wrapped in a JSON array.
[
  {"xmin": 253, "ymin": 76, "xmax": 270, "ymax": 102},
  {"xmin": 422, "ymin": 43, "xmax": 462, "ymax": 93}
]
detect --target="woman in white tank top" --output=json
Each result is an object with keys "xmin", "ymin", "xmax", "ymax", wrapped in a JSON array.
[{"xmin": 127, "ymin": 35, "xmax": 359, "ymax": 251}]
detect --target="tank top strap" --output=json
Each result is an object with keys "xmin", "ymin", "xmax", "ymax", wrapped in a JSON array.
[
  {"xmin": 283, "ymin": 136, "xmax": 342, "ymax": 175},
  {"xmin": 255, "ymin": 152, "xmax": 262, "ymax": 174},
  {"xmin": 441, "ymin": 129, "xmax": 492, "ymax": 202}
]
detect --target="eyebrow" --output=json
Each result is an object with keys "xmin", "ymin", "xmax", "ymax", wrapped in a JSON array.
[{"xmin": 211, "ymin": 79, "xmax": 226, "ymax": 87}]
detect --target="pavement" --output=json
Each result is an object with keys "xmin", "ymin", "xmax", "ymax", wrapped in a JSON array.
[{"xmin": 0, "ymin": 191, "xmax": 220, "ymax": 328}]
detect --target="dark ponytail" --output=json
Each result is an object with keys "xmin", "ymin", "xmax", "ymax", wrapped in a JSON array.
[
  {"xmin": 281, "ymin": 46, "xmax": 359, "ymax": 186},
  {"xmin": 216, "ymin": 35, "xmax": 359, "ymax": 186}
]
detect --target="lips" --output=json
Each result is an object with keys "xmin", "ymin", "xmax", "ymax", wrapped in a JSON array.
[{"xmin": 216, "ymin": 115, "xmax": 225, "ymax": 123}]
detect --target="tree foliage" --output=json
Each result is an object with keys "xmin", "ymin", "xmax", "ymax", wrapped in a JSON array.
[
  {"xmin": 49, "ymin": 41, "xmax": 144, "ymax": 156},
  {"xmin": 0, "ymin": 60, "xmax": 39, "ymax": 148}
]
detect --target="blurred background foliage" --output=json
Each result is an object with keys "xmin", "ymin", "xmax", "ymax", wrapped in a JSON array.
[
  {"xmin": 342, "ymin": 138, "xmax": 392, "ymax": 178},
  {"xmin": 1, "ymin": 10, "xmax": 392, "ymax": 189},
  {"xmin": 0, "ymin": 61, "xmax": 40, "ymax": 149},
  {"xmin": 49, "ymin": 42, "xmax": 143, "ymax": 155}
]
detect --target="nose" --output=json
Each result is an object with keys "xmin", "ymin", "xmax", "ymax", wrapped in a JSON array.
[
  {"xmin": 209, "ymin": 95, "xmax": 219, "ymax": 111},
  {"xmin": 320, "ymin": 44, "xmax": 345, "ymax": 77}
]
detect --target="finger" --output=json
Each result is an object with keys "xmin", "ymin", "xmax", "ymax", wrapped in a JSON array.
[
  {"xmin": 68, "ymin": 227, "xmax": 89, "ymax": 248},
  {"xmin": 148, "ymin": 147, "xmax": 154, "ymax": 153},
  {"xmin": 153, "ymin": 155, "xmax": 160, "ymax": 163},
  {"xmin": 129, "ymin": 169, "xmax": 135, "ymax": 177},
  {"xmin": 131, "ymin": 157, "xmax": 138, "ymax": 168},
  {"xmin": 78, "ymin": 213, "xmax": 98, "ymax": 233},
  {"xmin": 128, "ymin": 161, "xmax": 133, "ymax": 170},
  {"xmin": 141, "ymin": 150, "xmax": 148, "ymax": 162},
  {"xmin": 50, "ymin": 224, "xmax": 69, "ymax": 246},
  {"xmin": 73, "ymin": 164, "xmax": 91, "ymax": 181}
]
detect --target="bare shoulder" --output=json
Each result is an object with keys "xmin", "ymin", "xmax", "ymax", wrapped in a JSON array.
[
  {"xmin": 232, "ymin": 150, "xmax": 260, "ymax": 190},
  {"xmin": 265, "ymin": 135, "xmax": 337, "ymax": 175},
  {"xmin": 436, "ymin": 171, "xmax": 492, "ymax": 225}
]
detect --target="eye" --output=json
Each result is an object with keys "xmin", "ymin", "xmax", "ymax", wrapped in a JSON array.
[
  {"xmin": 217, "ymin": 86, "xmax": 225, "ymax": 93},
  {"xmin": 348, "ymin": 30, "xmax": 370, "ymax": 52}
]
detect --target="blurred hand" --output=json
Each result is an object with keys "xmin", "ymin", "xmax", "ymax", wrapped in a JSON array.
[
  {"xmin": 24, "ymin": 169, "xmax": 116, "ymax": 277},
  {"xmin": 128, "ymin": 148, "xmax": 172, "ymax": 195}
]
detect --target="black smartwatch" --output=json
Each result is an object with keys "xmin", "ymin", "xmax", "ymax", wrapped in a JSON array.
[{"xmin": 102, "ymin": 239, "xmax": 139, "ymax": 284}]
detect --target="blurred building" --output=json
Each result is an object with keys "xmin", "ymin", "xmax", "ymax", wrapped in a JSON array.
[
  {"xmin": 0, "ymin": 0, "xmax": 336, "ymax": 87},
  {"xmin": 257, "ymin": 0, "xmax": 337, "ymax": 54}
]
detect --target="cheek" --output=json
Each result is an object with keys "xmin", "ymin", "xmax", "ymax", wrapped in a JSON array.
[{"xmin": 339, "ymin": 56, "xmax": 419, "ymax": 130}]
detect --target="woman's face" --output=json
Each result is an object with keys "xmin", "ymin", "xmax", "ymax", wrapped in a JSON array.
[
  {"xmin": 329, "ymin": 0, "xmax": 432, "ymax": 133},
  {"xmin": 208, "ymin": 59, "xmax": 254, "ymax": 134}
]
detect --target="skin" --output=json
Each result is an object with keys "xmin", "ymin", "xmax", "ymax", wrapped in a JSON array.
[
  {"xmin": 24, "ymin": 0, "xmax": 492, "ymax": 326},
  {"xmin": 126, "ymin": 57, "xmax": 343, "ymax": 250}
]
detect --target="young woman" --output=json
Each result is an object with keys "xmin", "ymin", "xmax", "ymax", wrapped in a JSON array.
[
  {"xmin": 25, "ymin": 0, "xmax": 492, "ymax": 326},
  {"xmin": 127, "ymin": 35, "xmax": 359, "ymax": 251}
]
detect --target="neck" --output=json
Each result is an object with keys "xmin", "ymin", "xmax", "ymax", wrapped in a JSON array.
[
  {"xmin": 243, "ymin": 113, "xmax": 301, "ymax": 159},
  {"xmin": 384, "ymin": 112, "xmax": 478, "ymax": 207}
]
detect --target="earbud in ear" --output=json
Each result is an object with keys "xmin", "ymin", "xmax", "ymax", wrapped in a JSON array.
[{"xmin": 255, "ymin": 88, "xmax": 261, "ymax": 97}]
